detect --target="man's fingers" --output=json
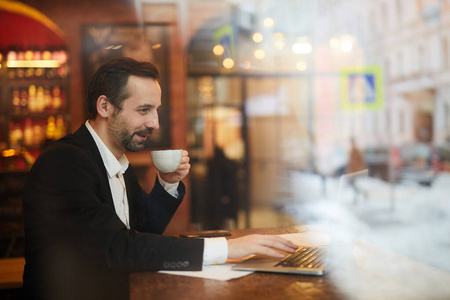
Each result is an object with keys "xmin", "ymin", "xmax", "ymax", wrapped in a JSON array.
[
  {"xmin": 253, "ymin": 235, "xmax": 298, "ymax": 253},
  {"xmin": 227, "ymin": 234, "xmax": 299, "ymax": 260},
  {"xmin": 252, "ymin": 244, "xmax": 286, "ymax": 259},
  {"xmin": 159, "ymin": 150, "xmax": 190, "ymax": 183},
  {"xmin": 180, "ymin": 155, "xmax": 190, "ymax": 164},
  {"xmin": 179, "ymin": 150, "xmax": 190, "ymax": 170}
]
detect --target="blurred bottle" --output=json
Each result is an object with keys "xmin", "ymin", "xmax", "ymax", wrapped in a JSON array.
[
  {"xmin": 17, "ymin": 48, "xmax": 25, "ymax": 60},
  {"xmin": 33, "ymin": 48, "xmax": 42, "ymax": 61},
  {"xmin": 24, "ymin": 49, "xmax": 34, "ymax": 79},
  {"xmin": 33, "ymin": 124, "xmax": 44, "ymax": 147},
  {"xmin": 54, "ymin": 115, "xmax": 66, "ymax": 140},
  {"xmin": 24, "ymin": 49, "xmax": 33, "ymax": 61},
  {"xmin": 20, "ymin": 89, "xmax": 28, "ymax": 113},
  {"xmin": 9, "ymin": 123, "xmax": 23, "ymax": 149},
  {"xmin": 36, "ymin": 86, "xmax": 45, "ymax": 113},
  {"xmin": 46, "ymin": 116, "xmax": 56, "ymax": 141},
  {"xmin": 44, "ymin": 87, "xmax": 52, "ymax": 113},
  {"xmin": 42, "ymin": 50, "xmax": 51, "ymax": 60},
  {"xmin": 7, "ymin": 49, "xmax": 17, "ymax": 80},
  {"xmin": 6, "ymin": 49, "xmax": 17, "ymax": 61},
  {"xmin": 52, "ymin": 86, "xmax": 61, "ymax": 113},
  {"xmin": 24, "ymin": 119, "xmax": 33, "ymax": 147},
  {"xmin": 11, "ymin": 89, "xmax": 20, "ymax": 114},
  {"xmin": 16, "ymin": 48, "xmax": 25, "ymax": 79},
  {"xmin": 28, "ymin": 85, "xmax": 36, "ymax": 113}
]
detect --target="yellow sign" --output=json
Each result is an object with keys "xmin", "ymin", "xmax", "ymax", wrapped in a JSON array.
[
  {"xmin": 213, "ymin": 25, "xmax": 235, "ymax": 69},
  {"xmin": 340, "ymin": 66, "xmax": 384, "ymax": 111}
]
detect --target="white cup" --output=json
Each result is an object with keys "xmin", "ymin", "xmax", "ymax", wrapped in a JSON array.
[{"xmin": 150, "ymin": 149, "xmax": 182, "ymax": 173}]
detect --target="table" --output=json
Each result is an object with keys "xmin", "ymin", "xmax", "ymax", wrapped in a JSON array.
[
  {"xmin": 0, "ymin": 257, "xmax": 25, "ymax": 290},
  {"xmin": 130, "ymin": 226, "xmax": 450, "ymax": 300}
]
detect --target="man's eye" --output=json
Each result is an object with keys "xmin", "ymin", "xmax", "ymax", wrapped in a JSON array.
[{"xmin": 138, "ymin": 109, "xmax": 150, "ymax": 114}]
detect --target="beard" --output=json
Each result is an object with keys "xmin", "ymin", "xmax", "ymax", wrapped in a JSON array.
[{"xmin": 109, "ymin": 113, "xmax": 153, "ymax": 152}]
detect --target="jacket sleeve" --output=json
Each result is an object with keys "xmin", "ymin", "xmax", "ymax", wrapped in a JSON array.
[
  {"xmin": 125, "ymin": 165, "xmax": 186, "ymax": 234},
  {"xmin": 23, "ymin": 143, "xmax": 204, "ymax": 272}
]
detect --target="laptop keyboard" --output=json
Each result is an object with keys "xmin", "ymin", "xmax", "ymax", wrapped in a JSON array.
[{"xmin": 275, "ymin": 246, "xmax": 326, "ymax": 268}]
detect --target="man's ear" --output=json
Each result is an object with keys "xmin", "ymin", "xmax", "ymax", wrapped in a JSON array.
[{"xmin": 96, "ymin": 95, "xmax": 111, "ymax": 118}]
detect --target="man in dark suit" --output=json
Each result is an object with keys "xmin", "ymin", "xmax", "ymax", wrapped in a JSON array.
[{"xmin": 22, "ymin": 57, "xmax": 297, "ymax": 300}]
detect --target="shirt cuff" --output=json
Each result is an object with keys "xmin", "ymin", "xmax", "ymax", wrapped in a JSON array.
[
  {"xmin": 202, "ymin": 237, "xmax": 228, "ymax": 265},
  {"xmin": 157, "ymin": 172, "xmax": 180, "ymax": 198}
]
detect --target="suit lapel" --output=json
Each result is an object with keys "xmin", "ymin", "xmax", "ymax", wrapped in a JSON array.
[{"xmin": 73, "ymin": 124, "xmax": 116, "ymax": 208}]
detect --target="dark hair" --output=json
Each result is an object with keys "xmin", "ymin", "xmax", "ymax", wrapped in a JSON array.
[{"xmin": 86, "ymin": 57, "xmax": 160, "ymax": 119}]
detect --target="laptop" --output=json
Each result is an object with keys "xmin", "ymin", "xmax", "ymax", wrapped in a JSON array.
[{"xmin": 232, "ymin": 169, "xmax": 369, "ymax": 276}]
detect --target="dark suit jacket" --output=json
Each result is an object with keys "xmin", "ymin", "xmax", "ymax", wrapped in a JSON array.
[{"xmin": 22, "ymin": 124, "xmax": 204, "ymax": 300}]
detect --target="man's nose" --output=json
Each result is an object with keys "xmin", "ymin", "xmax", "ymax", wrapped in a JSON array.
[{"xmin": 145, "ymin": 110, "xmax": 159, "ymax": 129}]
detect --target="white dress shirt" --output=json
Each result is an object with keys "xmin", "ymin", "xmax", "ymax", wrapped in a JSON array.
[{"xmin": 85, "ymin": 121, "xmax": 227, "ymax": 265}]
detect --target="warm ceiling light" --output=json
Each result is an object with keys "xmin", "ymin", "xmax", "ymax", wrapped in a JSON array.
[
  {"xmin": 274, "ymin": 40, "xmax": 285, "ymax": 50},
  {"xmin": 274, "ymin": 32, "xmax": 285, "ymax": 50},
  {"xmin": 329, "ymin": 38, "xmax": 339, "ymax": 49},
  {"xmin": 252, "ymin": 32, "xmax": 263, "ymax": 43},
  {"xmin": 223, "ymin": 58, "xmax": 235, "ymax": 69},
  {"xmin": 254, "ymin": 49, "xmax": 266, "ymax": 59},
  {"xmin": 274, "ymin": 32, "xmax": 284, "ymax": 39},
  {"xmin": 292, "ymin": 42, "xmax": 312, "ymax": 54},
  {"xmin": 340, "ymin": 39, "xmax": 353, "ymax": 53},
  {"xmin": 296, "ymin": 61, "xmax": 307, "ymax": 71},
  {"xmin": 152, "ymin": 43, "xmax": 161, "ymax": 49},
  {"xmin": 213, "ymin": 45, "xmax": 225, "ymax": 56},
  {"xmin": 263, "ymin": 17, "xmax": 274, "ymax": 28}
]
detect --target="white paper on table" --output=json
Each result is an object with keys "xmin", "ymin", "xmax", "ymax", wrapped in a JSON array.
[
  {"xmin": 158, "ymin": 231, "xmax": 330, "ymax": 281},
  {"xmin": 159, "ymin": 264, "xmax": 253, "ymax": 281}
]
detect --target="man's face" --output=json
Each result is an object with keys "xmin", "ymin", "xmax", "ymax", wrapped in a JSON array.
[{"xmin": 108, "ymin": 75, "xmax": 161, "ymax": 153}]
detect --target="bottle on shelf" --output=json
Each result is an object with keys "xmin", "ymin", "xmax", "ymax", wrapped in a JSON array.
[
  {"xmin": 15, "ymin": 47, "xmax": 26, "ymax": 79},
  {"xmin": 54, "ymin": 115, "xmax": 66, "ymax": 140},
  {"xmin": 33, "ymin": 48, "xmax": 42, "ymax": 61},
  {"xmin": 44, "ymin": 87, "xmax": 52, "ymax": 113},
  {"xmin": 2, "ymin": 45, "xmax": 69, "ymax": 163},
  {"xmin": 24, "ymin": 49, "xmax": 34, "ymax": 61},
  {"xmin": 28, "ymin": 85, "xmax": 36, "ymax": 113},
  {"xmin": 6, "ymin": 48, "xmax": 17, "ymax": 61},
  {"xmin": 52, "ymin": 86, "xmax": 62, "ymax": 113},
  {"xmin": 7, "ymin": 49, "xmax": 16, "ymax": 79},
  {"xmin": 9, "ymin": 122, "xmax": 23, "ymax": 149},
  {"xmin": 23, "ymin": 118, "xmax": 33, "ymax": 147},
  {"xmin": 20, "ymin": 89, "xmax": 28, "ymax": 113},
  {"xmin": 46, "ymin": 116, "xmax": 56, "ymax": 141},
  {"xmin": 42, "ymin": 50, "xmax": 52, "ymax": 60},
  {"xmin": 11, "ymin": 89, "xmax": 21, "ymax": 114},
  {"xmin": 16, "ymin": 48, "xmax": 25, "ymax": 61},
  {"xmin": 36, "ymin": 86, "xmax": 45, "ymax": 113},
  {"xmin": 33, "ymin": 124, "xmax": 44, "ymax": 147}
]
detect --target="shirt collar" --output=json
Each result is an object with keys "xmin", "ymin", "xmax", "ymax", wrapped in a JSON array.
[{"xmin": 85, "ymin": 120, "xmax": 129, "ymax": 178}]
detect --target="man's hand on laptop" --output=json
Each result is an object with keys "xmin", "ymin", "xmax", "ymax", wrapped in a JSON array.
[{"xmin": 227, "ymin": 234, "xmax": 298, "ymax": 259}]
